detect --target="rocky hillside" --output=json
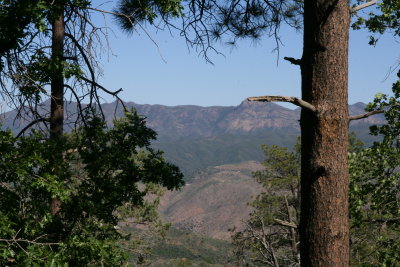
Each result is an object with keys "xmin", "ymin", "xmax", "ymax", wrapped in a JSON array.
[{"xmin": 159, "ymin": 161, "xmax": 265, "ymax": 240}]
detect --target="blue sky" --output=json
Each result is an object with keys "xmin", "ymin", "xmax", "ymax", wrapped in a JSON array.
[{"xmin": 92, "ymin": 2, "xmax": 399, "ymax": 108}]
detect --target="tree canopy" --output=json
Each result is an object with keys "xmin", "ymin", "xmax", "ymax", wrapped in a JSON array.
[
  {"xmin": 0, "ymin": 109, "xmax": 184, "ymax": 265},
  {"xmin": 349, "ymin": 71, "xmax": 400, "ymax": 265},
  {"xmin": 0, "ymin": 0, "xmax": 185, "ymax": 265}
]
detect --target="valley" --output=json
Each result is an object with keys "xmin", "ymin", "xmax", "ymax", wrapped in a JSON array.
[{"xmin": 1, "ymin": 100, "xmax": 384, "ymax": 265}]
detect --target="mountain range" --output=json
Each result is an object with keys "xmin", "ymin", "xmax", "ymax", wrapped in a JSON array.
[
  {"xmin": 1, "ymin": 100, "xmax": 384, "ymax": 176},
  {"xmin": 0, "ymin": 99, "xmax": 387, "ymax": 251},
  {"xmin": 104, "ymin": 100, "xmax": 383, "ymax": 140}
]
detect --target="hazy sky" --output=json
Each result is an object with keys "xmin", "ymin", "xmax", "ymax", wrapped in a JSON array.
[{"xmin": 92, "ymin": 1, "xmax": 399, "ymax": 108}]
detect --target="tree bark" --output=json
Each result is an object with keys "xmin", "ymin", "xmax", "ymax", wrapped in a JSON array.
[
  {"xmin": 300, "ymin": 1, "xmax": 350, "ymax": 266},
  {"xmin": 50, "ymin": 6, "xmax": 64, "ymax": 216}
]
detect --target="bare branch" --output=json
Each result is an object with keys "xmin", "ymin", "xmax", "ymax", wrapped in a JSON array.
[
  {"xmin": 78, "ymin": 76, "xmax": 126, "ymax": 111},
  {"xmin": 274, "ymin": 219, "xmax": 297, "ymax": 229},
  {"xmin": 284, "ymin": 195, "xmax": 300, "ymax": 264},
  {"xmin": 284, "ymin": 57, "xmax": 302, "ymax": 66},
  {"xmin": 259, "ymin": 217, "xmax": 279, "ymax": 267},
  {"xmin": 247, "ymin": 96, "xmax": 316, "ymax": 113},
  {"xmin": 16, "ymin": 118, "xmax": 50, "ymax": 138},
  {"xmin": 349, "ymin": 110, "xmax": 384, "ymax": 121},
  {"xmin": 78, "ymin": 76, "xmax": 123, "ymax": 97},
  {"xmin": 64, "ymin": 84, "xmax": 87, "ymax": 128},
  {"xmin": 0, "ymin": 238, "xmax": 59, "ymax": 246},
  {"xmin": 350, "ymin": 0, "xmax": 378, "ymax": 13},
  {"xmin": 64, "ymin": 32, "xmax": 96, "ymax": 103}
]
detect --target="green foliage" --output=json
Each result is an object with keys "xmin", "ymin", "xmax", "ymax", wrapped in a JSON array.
[
  {"xmin": 0, "ymin": 110, "xmax": 184, "ymax": 265},
  {"xmin": 231, "ymin": 143, "xmax": 300, "ymax": 266},
  {"xmin": 233, "ymin": 131, "xmax": 396, "ymax": 266},
  {"xmin": 183, "ymin": 0, "xmax": 303, "ymax": 47},
  {"xmin": 352, "ymin": 0, "xmax": 400, "ymax": 44},
  {"xmin": 0, "ymin": 1, "xmax": 185, "ymax": 265},
  {"xmin": 0, "ymin": 0, "xmax": 90, "ymax": 53},
  {"xmin": 0, "ymin": 0, "xmax": 92, "ymax": 107},
  {"xmin": 114, "ymin": 0, "xmax": 183, "ymax": 31},
  {"xmin": 349, "ymin": 131, "xmax": 365, "ymax": 153},
  {"xmin": 349, "ymin": 72, "xmax": 400, "ymax": 266}
]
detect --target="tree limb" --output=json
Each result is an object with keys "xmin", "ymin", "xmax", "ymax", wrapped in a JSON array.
[
  {"xmin": 349, "ymin": 110, "xmax": 384, "ymax": 121},
  {"xmin": 274, "ymin": 219, "xmax": 297, "ymax": 229},
  {"xmin": 0, "ymin": 238, "xmax": 59, "ymax": 246},
  {"xmin": 350, "ymin": 0, "xmax": 378, "ymax": 13},
  {"xmin": 247, "ymin": 95, "xmax": 316, "ymax": 112},
  {"xmin": 284, "ymin": 57, "xmax": 302, "ymax": 66},
  {"xmin": 284, "ymin": 195, "xmax": 300, "ymax": 264},
  {"xmin": 64, "ymin": 32, "xmax": 96, "ymax": 104},
  {"xmin": 16, "ymin": 117, "xmax": 50, "ymax": 138},
  {"xmin": 78, "ymin": 76, "xmax": 126, "ymax": 111},
  {"xmin": 64, "ymin": 84, "xmax": 87, "ymax": 129},
  {"xmin": 79, "ymin": 76, "xmax": 123, "ymax": 97}
]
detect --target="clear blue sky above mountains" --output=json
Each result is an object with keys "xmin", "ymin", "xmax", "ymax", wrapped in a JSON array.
[{"xmin": 93, "ymin": 1, "xmax": 399, "ymax": 108}]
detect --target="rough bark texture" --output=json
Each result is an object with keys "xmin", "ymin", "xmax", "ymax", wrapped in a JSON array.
[
  {"xmin": 300, "ymin": 1, "xmax": 350, "ymax": 266},
  {"xmin": 50, "ymin": 9, "xmax": 64, "ymax": 216},
  {"xmin": 50, "ymin": 12, "xmax": 64, "ymax": 139}
]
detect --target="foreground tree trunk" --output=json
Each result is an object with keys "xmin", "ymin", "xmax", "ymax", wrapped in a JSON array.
[
  {"xmin": 50, "ymin": 7, "xmax": 64, "ymax": 216},
  {"xmin": 300, "ymin": 1, "xmax": 350, "ymax": 266}
]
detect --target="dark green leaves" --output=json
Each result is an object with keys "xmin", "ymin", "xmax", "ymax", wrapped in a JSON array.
[
  {"xmin": 352, "ymin": 0, "xmax": 400, "ymax": 43},
  {"xmin": 0, "ymin": 110, "xmax": 183, "ymax": 265},
  {"xmin": 349, "ymin": 72, "xmax": 400, "ymax": 265}
]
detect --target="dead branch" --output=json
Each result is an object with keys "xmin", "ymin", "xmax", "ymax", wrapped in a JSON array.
[
  {"xmin": 64, "ymin": 32, "xmax": 96, "ymax": 103},
  {"xmin": 78, "ymin": 76, "xmax": 124, "ymax": 103},
  {"xmin": 350, "ymin": 0, "xmax": 378, "ymax": 13},
  {"xmin": 0, "ymin": 238, "xmax": 59, "ymax": 246},
  {"xmin": 284, "ymin": 195, "xmax": 300, "ymax": 264},
  {"xmin": 274, "ymin": 219, "xmax": 297, "ymax": 229},
  {"xmin": 284, "ymin": 57, "xmax": 302, "ymax": 66},
  {"xmin": 64, "ymin": 84, "xmax": 87, "ymax": 128},
  {"xmin": 16, "ymin": 117, "xmax": 50, "ymax": 138},
  {"xmin": 0, "ymin": 231, "xmax": 59, "ymax": 252},
  {"xmin": 349, "ymin": 110, "xmax": 384, "ymax": 121},
  {"xmin": 247, "ymin": 96, "xmax": 316, "ymax": 113},
  {"xmin": 260, "ymin": 217, "xmax": 280, "ymax": 267}
]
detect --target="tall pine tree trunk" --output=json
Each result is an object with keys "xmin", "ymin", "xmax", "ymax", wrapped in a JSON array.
[
  {"xmin": 300, "ymin": 1, "xmax": 350, "ymax": 266},
  {"xmin": 50, "ymin": 6, "xmax": 64, "ymax": 215}
]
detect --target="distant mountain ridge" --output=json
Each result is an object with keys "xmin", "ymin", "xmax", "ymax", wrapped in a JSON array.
[
  {"xmin": 1, "ymin": 100, "xmax": 383, "ymax": 139},
  {"xmin": 1, "ymin": 100, "xmax": 384, "ymax": 176},
  {"xmin": 102, "ymin": 100, "xmax": 384, "ymax": 141}
]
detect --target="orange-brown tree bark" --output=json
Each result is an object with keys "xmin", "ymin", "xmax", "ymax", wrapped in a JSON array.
[
  {"xmin": 50, "ymin": 6, "xmax": 64, "ymax": 216},
  {"xmin": 300, "ymin": 1, "xmax": 350, "ymax": 266}
]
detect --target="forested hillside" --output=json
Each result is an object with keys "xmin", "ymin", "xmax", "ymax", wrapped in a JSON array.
[
  {"xmin": 2, "ymin": 101, "xmax": 382, "ymax": 177},
  {"xmin": 1, "ymin": 0, "xmax": 399, "ymax": 266}
]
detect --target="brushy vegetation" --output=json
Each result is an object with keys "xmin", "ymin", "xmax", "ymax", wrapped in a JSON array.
[{"xmin": 0, "ymin": 110, "xmax": 184, "ymax": 265}]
